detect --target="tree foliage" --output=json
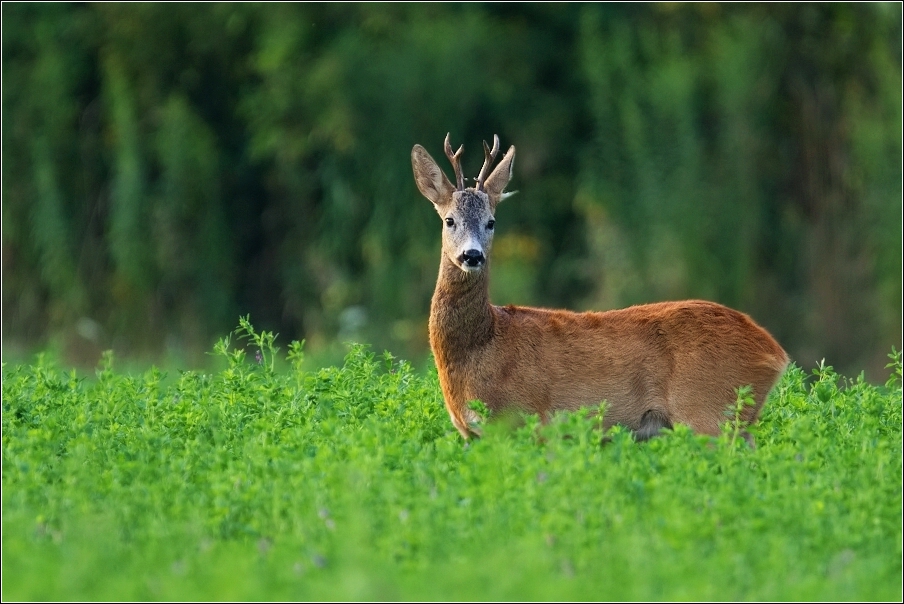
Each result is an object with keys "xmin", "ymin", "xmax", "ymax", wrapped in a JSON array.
[{"xmin": 2, "ymin": 3, "xmax": 900, "ymax": 376}]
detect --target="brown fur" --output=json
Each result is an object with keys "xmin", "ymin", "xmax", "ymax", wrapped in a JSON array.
[{"xmin": 413, "ymin": 135, "xmax": 790, "ymax": 442}]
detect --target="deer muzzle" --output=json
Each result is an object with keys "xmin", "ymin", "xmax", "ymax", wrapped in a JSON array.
[{"xmin": 459, "ymin": 249, "xmax": 485, "ymax": 269}]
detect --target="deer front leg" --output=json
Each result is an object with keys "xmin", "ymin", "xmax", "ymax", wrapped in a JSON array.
[{"xmin": 446, "ymin": 401, "xmax": 483, "ymax": 440}]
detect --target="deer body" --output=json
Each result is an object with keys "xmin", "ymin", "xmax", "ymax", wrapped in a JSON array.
[{"xmin": 413, "ymin": 134, "xmax": 789, "ymax": 442}]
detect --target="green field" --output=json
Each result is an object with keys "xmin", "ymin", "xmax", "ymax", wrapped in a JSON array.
[{"xmin": 3, "ymin": 320, "xmax": 902, "ymax": 600}]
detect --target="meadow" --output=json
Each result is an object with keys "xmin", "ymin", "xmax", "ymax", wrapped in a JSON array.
[{"xmin": 2, "ymin": 318, "xmax": 902, "ymax": 600}]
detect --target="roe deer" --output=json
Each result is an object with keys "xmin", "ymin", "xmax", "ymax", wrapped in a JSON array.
[{"xmin": 411, "ymin": 133, "xmax": 789, "ymax": 444}]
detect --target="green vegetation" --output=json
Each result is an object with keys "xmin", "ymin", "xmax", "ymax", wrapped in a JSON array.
[
  {"xmin": 2, "ymin": 3, "xmax": 901, "ymax": 378},
  {"xmin": 3, "ymin": 320, "xmax": 901, "ymax": 600}
]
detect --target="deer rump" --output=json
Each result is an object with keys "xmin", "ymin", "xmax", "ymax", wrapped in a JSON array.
[{"xmin": 413, "ymin": 133, "xmax": 789, "ymax": 443}]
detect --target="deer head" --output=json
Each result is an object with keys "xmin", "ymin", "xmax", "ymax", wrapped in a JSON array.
[{"xmin": 411, "ymin": 133, "xmax": 516, "ymax": 273}]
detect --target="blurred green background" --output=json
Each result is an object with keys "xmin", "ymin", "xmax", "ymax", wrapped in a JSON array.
[{"xmin": 2, "ymin": 3, "xmax": 901, "ymax": 379}]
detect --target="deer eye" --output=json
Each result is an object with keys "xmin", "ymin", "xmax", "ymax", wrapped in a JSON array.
[
  {"xmin": 445, "ymin": 217, "xmax": 454, "ymax": 227},
  {"xmin": 487, "ymin": 220, "xmax": 495, "ymax": 230}
]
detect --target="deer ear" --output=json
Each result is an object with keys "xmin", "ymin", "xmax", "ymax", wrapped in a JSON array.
[
  {"xmin": 483, "ymin": 145, "xmax": 516, "ymax": 206},
  {"xmin": 412, "ymin": 145, "xmax": 455, "ymax": 208}
]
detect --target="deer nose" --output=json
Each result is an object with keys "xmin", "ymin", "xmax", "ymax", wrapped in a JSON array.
[{"xmin": 460, "ymin": 249, "xmax": 485, "ymax": 267}]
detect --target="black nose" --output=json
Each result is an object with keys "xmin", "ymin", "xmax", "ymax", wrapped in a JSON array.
[{"xmin": 460, "ymin": 249, "xmax": 485, "ymax": 267}]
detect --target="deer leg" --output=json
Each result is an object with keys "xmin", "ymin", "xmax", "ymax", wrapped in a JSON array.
[
  {"xmin": 634, "ymin": 409, "xmax": 673, "ymax": 442},
  {"xmin": 741, "ymin": 430, "xmax": 756, "ymax": 449}
]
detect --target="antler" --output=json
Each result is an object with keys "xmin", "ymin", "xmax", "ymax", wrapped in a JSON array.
[
  {"xmin": 444, "ymin": 133, "xmax": 465, "ymax": 191},
  {"xmin": 476, "ymin": 134, "xmax": 500, "ymax": 192}
]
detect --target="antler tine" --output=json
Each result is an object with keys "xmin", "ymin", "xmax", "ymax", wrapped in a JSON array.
[
  {"xmin": 443, "ymin": 133, "xmax": 465, "ymax": 191},
  {"xmin": 476, "ymin": 134, "xmax": 500, "ymax": 192}
]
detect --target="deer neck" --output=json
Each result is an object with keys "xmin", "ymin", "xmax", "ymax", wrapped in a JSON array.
[{"xmin": 429, "ymin": 253, "xmax": 495, "ymax": 363}]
